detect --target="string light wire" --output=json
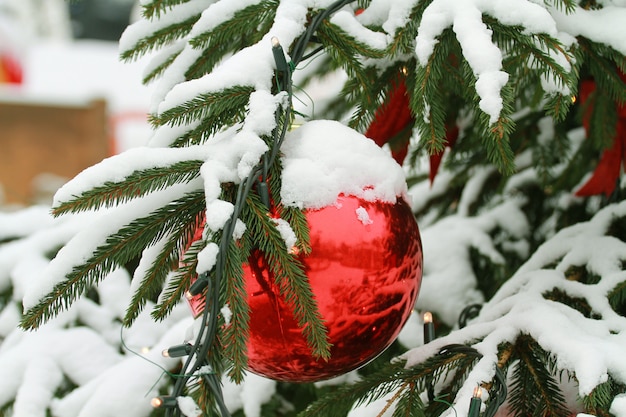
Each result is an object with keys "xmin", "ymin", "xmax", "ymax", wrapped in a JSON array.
[
  {"xmin": 156, "ymin": 2, "xmax": 358, "ymax": 415},
  {"xmin": 435, "ymin": 344, "xmax": 508, "ymax": 417}
]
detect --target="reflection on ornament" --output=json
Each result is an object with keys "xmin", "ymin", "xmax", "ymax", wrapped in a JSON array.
[
  {"xmin": 187, "ymin": 194, "xmax": 422, "ymax": 383},
  {"xmin": 245, "ymin": 195, "xmax": 422, "ymax": 382}
]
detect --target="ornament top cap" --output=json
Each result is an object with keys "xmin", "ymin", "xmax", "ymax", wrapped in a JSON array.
[{"xmin": 280, "ymin": 120, "xmax": 409, "ymax": 210}]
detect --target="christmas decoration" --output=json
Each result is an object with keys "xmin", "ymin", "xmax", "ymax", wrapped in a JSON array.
[
  {"xmin": 243, "ymin": 194, "xmax": 422, "ymax": 382},
  {"xmin": 364, "ymin": 78, "xmax": 413, "ymax": 165},
  {"xmin": 575, "ymin": 71, "xmax": 626, "ymax": 197},
  {"xmin": 363, "ymin": 76, "xmax": 459, "ymax": 184}
]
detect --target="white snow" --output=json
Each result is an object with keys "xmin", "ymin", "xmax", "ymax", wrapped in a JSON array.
[
  {"xmin": 222, "ymin": 372, "xmax": 276, "ymax": 417},
  {"xmin": 197, "ymin": 242, "xmax": 220, "ymax": 274},
  {"xmin": 272, "ymin": 217, "xmax": 298, "ymax": 252},
  {"xmin": 355, "ymin": 206, "xmax": 374, "ymax": 225},
  {"xmin": 330, "ymin": 11, "xmax": 388, "ymax": 51},
  {"xmin": 611, "ymin": 394, "xmax": 626, "ymax": 417},
  {"xmin": 177, "ymin": 396, "xmax": 202, "ymax": 417},
  {"xmin": 280, "ymin": 120, "xmax": 407, "ymax": 209},
  {"xmin": 549, "ymin": 5, "xmax": 626, "ymax": 55},
  {"xmin": 220, "ymin": 303, "xmax": 232, "ymax": 325}
]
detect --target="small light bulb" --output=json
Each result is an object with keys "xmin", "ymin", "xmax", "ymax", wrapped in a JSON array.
[
  {"xmin": 423, "ymin": 311, "xmax": 435, "ymax": 344},
  {"xmin": 423, "ymin": 311, "xmax": 433, "ymax": 323},
  {"xmin": 151, "ymin": 396, "xmax": 177, "ymax": 408},
  {"xmin": 140, "ymin": 346, "xmax": 150, "ymax": 354},
  {"xmin": 401, "ymin": 66, "xmax": 408, "ymax": 76},
  {"xmin": 468, "ymin": 386, "xmax": 482, "ymax": 417},
  {"xmin": 571, "ymin": 95, "xmax": 577, "ymax": 104},
  {"xmin": 186, "ymin": 277, "xmax": 209, "ymax": 298},
  {"xmin": 271, "ymin": 36, "xmax": 280, "ymax": 48},
  {"xmin": 162, "ymin": 343, "xmax": 193, "ymax": 358}
]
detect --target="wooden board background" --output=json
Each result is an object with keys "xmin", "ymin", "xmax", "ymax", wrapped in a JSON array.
[{"xmin": 0, "ymin": 98, "xmax": 109, "ymax": 205}]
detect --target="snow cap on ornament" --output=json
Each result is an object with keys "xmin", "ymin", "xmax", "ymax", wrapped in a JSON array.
[{"xmin": 280, "ymin": 120, "xmax": 410, "ymax": 209}]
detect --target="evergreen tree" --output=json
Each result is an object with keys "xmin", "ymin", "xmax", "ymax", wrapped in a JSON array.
[{"xmin": 1, "ymin": 0, "xmax": 626, "ymax": 416}]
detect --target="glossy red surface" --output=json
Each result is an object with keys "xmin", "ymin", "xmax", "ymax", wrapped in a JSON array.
[{"xmin": 244, "ymin": 195, "xmax": 422, "ymax": 382}]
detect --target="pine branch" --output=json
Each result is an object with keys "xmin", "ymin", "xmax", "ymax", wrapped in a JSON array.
[
  {"xmin": 310, "ymin": 15, "xmax": 385, "ymax": 118},
  {"xmin": 349, "ymin": 63, "xmax": 413, "ymax": 132},
  {"xmin": 509, "ymin": 335, "xmax": 570, "ymax": 417},
  {"xmin": 579, "ymin": 39, "xmax": 626, "ymax": 105},
  {"xmin": 124, "ymin": 207, "xmax": 205, "ymax": 325},
  {"xmin": 185, "ymin": 0, "xmax": 278, "ymax": 79},
  {"xmin": 242, "ymin": 193, "xmax": 331, "ymax": 360},
  {"xmin": 188, "ymin": 376, "xmax": 222, "ymax": 417},
  {"xmin": 152, "ymin": 250, "xmax": 198, "ymax": 321},
  {"xmin": 120, "ymin": 13, "xmax": 201, "ymax": 62},
  {"xmin": 143, "ymin": 45, "xmax": 183, "ymax": 84},
  {"xmin": 551, "ymin": 0, "xmax": 577, "ymax": 13},
  {"xmin": 141, "ymin": 0, "xmax": 192, "ymax": 20},
  {"xmin": 585, "ymin": 87, "xmax": 619, "ymax": 150},
  {"xmin": 486, "ymin": 16, "xmax": 575, "ymax": 120},
  {"xmin": 296, "ymin": 360, "xmax": 412, "ymax": 417},
  {"xmin": 344, "ymin": 66, "xmax": 380, "ymax": 130},
  {"xmin": 21, "ymin": 191, "xmax": 205, "ymax": 330},
  {"xmin": 543, "ymin": 287, "xmax": 595, "ymax": 319},
  {"xmin": 51, "ymin": 160, "xmax": 203, "ymax": 216},
  {"xmin": 481, "ymin": 103, "xmax": 517, "ymax": 175},
  {"xmin": 221, "ymin": 239, "xmax": 250, "ymax": 383},
  {"xmin": 174, "ymin": 114, "xmax": 247, "ymax": 146},
  {"xmin": 123, "ymin": 235, "xmax": 179, "ymax": 325},
  {"xmin": 582, "ymin": 378, "xmax": 616, "ymax": 417},
  {"xmin": 393, "ymin": 382, "xmax": 426, "ymax": 417},
  {"xmin": 425, "ymin": 349, "xmax": 482, "ymax": 415},
  {"xmin": 412, "ymin": 29, "xmax": 455, "ymax": 156},
  {"xmin": 170, "ymin": 126, "xmax": 204, "ymax": 148},
  {"xmin": 152, "ymin": 86, "xmax": 254, "ymax": 137},
  {"xmin": 188, "ymin": 0, "xmax": 277, "ymax": 50},
  {"xmin": 317, "ymin": 20, "xmax": 385, "ymax": 95},
  {"xmin": 608, "ymin": 279, "xmax": 626, "ymax": 317},
  {"xmin": 578, "ymin": 40, "xmax": 625, "ymax": 152},
  {"xmin": 388, "ymin": 1, "xmax": 429, "ymax": 57},
  {"xmin": 281, "ymin": 206, "xmax": 312, "ymax": 255},
  {"xmin": 298, "ymin": 347, "xmax": 483, "ymax": 417}
]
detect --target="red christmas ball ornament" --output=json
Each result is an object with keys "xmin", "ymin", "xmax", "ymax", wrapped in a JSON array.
[
  {"xmin": 248, "ymin": 194, "xmax": 422, "ymax": 382},
  {"xmin": 188, "ymin": 195, "xmax": 422, "ymax": 382}
]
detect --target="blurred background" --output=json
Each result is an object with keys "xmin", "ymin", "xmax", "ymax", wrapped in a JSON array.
[
  {"xmin": 0, "ymin": 0, "xmax": 152, "ymax": 208},
  {"xmin": 68, "ymin": 0, "xmax": 137, "ymax": 41}
]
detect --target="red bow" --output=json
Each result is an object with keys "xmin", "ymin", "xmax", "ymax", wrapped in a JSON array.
[
  {"xmin": 575, "ymin": 72, "xmax": 626, "ymax": 197},
  {"xmin": 364, "ymin": 78, "xmax": 458, "ymax": 183}
]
